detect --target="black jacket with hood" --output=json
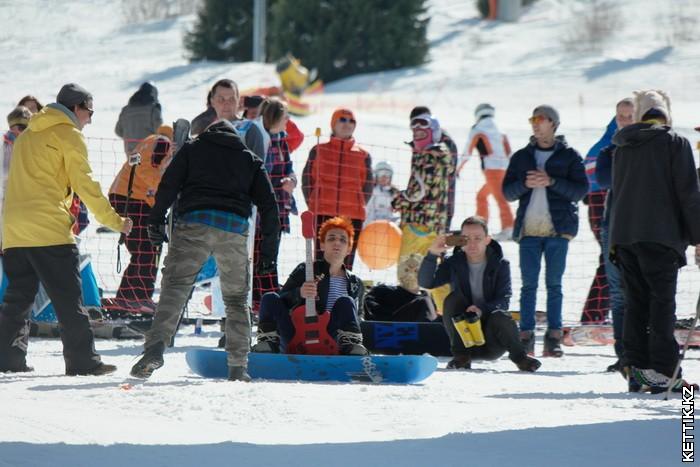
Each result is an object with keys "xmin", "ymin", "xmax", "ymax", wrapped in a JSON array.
[
  {"xmin": 610, "ymin": 122, "xmax": 700, "ymax": 264},
  {"xmin": 150, "ymin": 120, "xmax": 280, "ymax": 261}
]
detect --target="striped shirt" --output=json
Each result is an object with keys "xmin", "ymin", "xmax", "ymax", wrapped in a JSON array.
[
  {"xmin": 325, "ymin": 275, "xmax": 348, "ymax": 311},
  {"xmin": 180, "ymin": 209, "xmax": 249, "ymax": 234}
]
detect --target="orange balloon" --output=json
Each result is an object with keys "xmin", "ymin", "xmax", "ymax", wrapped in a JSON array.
[{"xmin": 357, "ymin": 221, "xmax": 402, "ymax": 270}]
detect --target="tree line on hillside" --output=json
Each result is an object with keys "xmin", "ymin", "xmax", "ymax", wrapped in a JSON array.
[{"xmin": 184, "ymin": 0, "xmax": 429, "ymax": 83}]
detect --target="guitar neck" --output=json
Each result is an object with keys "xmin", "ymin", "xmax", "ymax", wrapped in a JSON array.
[{"xmin": 305, "ymin": 238, "xmax": 315, "ymax": 317}]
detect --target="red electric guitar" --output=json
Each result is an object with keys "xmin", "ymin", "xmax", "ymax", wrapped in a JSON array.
[{"xmin": 286, "ymin": 211, "xmax": 338, "ymax": 355}]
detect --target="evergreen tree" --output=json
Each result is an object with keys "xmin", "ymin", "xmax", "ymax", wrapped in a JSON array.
[
  {"xmin": 269, "ymin": 0, "xmax": 429, "ymax": 82},
  {"xmin": 184, "ymin": 0, "xmax": 255, "ymax": 62}
]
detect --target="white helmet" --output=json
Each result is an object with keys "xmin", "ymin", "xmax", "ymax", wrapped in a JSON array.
[
  {"xmin": 474, "ymin": 103, "xmax": 495, "ymax": 120},
  {"xmin": 374, "ymin": 160, "xmax": 393, "ymax": 178}
]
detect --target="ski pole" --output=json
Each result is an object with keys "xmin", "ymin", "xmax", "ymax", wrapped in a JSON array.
[{"xmin": 665, "ymin": 262, "xmax": 700, "ymax": 400}]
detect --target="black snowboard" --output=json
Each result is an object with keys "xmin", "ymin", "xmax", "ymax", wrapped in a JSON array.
[{"xmin": 361, "ymin": 320, "xmax": 451, "ymax": 356}]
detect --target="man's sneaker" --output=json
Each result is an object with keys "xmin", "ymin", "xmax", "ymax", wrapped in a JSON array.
[
  {"xmin": 520, "ymin": 330, "xmax": 535, "ymax": 356},
  {"xmin": 228, "ymin": 366, "xmax": 252, "ymax": 382},
  {"xmin": 542, "ymin": 329, "xmax": 564, "ymax": 358},
  {"xmin": 514, "ymin": 355, "xmax": 541, "ymax": 372},
  {"xmin": 447, "ymin": 354, "xmax": 471, "ymax": 369},
  {"xmin": 251, "ymin": 330, "xmax": 281, "ymax": 353},
  {"xmin": 66, "ymin": 362, "xmax": 117, "ymax": 376},
  {"xmin": 129, "ymin": 342, "xmax": 165, "ymax": 379},
  {"xmin": 336, "ymin": 330, "xmax": 369, "ymax": 356},
  {"xmin": 631, "ymin": 367, "xmax": 700, "ymax": 394}
]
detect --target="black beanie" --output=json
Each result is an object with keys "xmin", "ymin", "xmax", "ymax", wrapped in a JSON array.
[{"xmin": 57, "ymin": 83, "xmax": 92, "ymax": 108}]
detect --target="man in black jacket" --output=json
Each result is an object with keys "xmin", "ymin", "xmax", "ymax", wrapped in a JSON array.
[
  {"xmin": 418, "ymin": 216, "xmax": 540, "ymax": 371},
  {"xmin": 130, "ymin": 120, "xmax": 280, "ymax": 381},
  {"xmin": 610, "ymin": 89, "xmax": 700, "ymax": 392}
]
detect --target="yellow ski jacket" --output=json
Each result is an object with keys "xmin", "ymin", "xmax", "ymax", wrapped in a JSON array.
[{"xmin": 3, "ymin": 104, "xmax": 124, "ymax": 248}]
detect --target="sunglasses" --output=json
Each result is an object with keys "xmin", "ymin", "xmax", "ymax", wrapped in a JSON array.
[
  {"xmin": 338, "ymin": 116, "xmax": 356, "ymax": 124},
  {"xmin": 410, "ymin": 118, "xmax": 430, "ymax": 129},
  {"xmin": 528, "ymin": 115, "xmax": 550, "ymax": 124},
  {"xmin": 80, "ymin": 103, "xmax": 94, "ymax": 117}
]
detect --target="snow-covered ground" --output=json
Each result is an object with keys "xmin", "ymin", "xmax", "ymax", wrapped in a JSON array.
[{"xmin": 1, "ymin": 0, "xmax": 699, "ymax": 466}]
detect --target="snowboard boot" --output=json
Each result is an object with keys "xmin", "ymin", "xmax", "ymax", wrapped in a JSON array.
[
  {"xmin": 228, "ymin": 366, "xmax": 252, "ymax": 382},
  {"xmin": 336, "ymin": 330, "xmax": 369, "ymax": 356},
  {"xmin": 446, "ymin": 353, "xmax": 472, "ymax": 370},
  {"xmin": 520, "ymin": 330, "xmax": 535, "ymax": 356},
  {"xmin": 66, "ymin": 362, "xmax": 117, "ymax": 376},
  {"xmin": 514, "ymin": 354, "xmax": 541, "ymax": 372},
  {"xmin": 251, "ymin": 328, "xmax": 281, "ymax": 353},
  {"xmin": 542, "ymin": 329, "xmax": 564, "ymax": 358},
  {"xmin": 130, "ymin": 342, "xmax": 165, "ymax": 379}
]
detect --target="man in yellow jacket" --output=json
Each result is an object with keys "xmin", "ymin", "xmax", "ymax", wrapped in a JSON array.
[{"xmin": 0, "ymin": 83, "xmax": 132, "ymax": 375}]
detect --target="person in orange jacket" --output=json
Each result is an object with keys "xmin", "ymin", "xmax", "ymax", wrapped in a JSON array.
[
  {"xmin": 302, "ymin": 108, "xmax": 372, "ymax": 268},
  {"xmin": 107, "ymin": 125, "xmax": 174, "ymax": 313}
]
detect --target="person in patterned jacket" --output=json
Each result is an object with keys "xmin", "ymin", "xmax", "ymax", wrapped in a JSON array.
[{"xmin": 393, "ymin": 113, "xmax": 454, "ymax": 314}]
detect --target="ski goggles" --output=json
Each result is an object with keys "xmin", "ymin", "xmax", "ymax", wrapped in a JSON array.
[
  {"xmin": 528, "ymin": 114, "xmax": 550, "ymax": 124},
  {"xmin": 410, "ymin": 117, "xmax": 430, "ymax": 129},
  {"xmin": 337, "ymin": 116, "xmax": 356, "ymax": 124}
]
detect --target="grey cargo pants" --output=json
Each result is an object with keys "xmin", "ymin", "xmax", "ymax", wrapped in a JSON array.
[{"xmin": 145, "ymin": 223, "xmax": 251, "ymax": 367}]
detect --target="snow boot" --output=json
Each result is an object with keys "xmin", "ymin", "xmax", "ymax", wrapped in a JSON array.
[
  {"xmin": 447, "ymin": 354, "xmax": 472, "ymax": 370},
  {"xmin": 542, "ymin": 329, "xmax": 564, "ymax": 357},
  {"xmin": 228, "ymin": 366, "xmax": 252, "ymax": 382},
  {"xmin": 520, "ymin": 330, "xmax": 535, "ymax": 356},
  {"xmin": 129, "ymin": 342, "xmax": 165, "ymax": 379},
  {"xmin": 336, "ymin": 330, "xmax": 369, "ymax": 356}
]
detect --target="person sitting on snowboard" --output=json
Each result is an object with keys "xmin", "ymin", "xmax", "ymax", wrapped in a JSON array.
[
  {"xmin": 253, "ymin": 216, "xmax": 369, "ymax": 356},
  {"xmin": 418, "ymin": 216, "xmax": 541, "ymax": 372}
]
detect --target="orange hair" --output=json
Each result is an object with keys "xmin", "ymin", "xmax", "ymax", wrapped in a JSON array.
[{"xmin": 318, "ymin": 216, "xmax": 355, "ymax": 250}]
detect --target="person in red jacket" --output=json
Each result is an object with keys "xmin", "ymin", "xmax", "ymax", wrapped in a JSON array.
[{"xmin": 302, "ymin": 108, "xmax": 372, "ymax": 268}]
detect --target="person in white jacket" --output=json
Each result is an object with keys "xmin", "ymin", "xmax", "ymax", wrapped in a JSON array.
[
  {"xmin": 458, "ymin": 104, "xmax": 514, "ymax": 240},
  {"xmin": 364, "ymin": 161, "xmax": 399, "ymax": 225}
]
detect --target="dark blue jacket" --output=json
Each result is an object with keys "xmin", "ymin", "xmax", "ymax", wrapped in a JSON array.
[
  {"xmin": 594, "ymin": 143, "xmax": 616, "ymax": 226},
  {"xmin": 502, "ymin": 136, "xmax": 588, "ymax": 241},
  {"xmin": 417, "ymin": 240, "xmax": 511, "ymax": 318},
  {"xmin": 584, "ymin": 117, "xmax": 616, "ymax": 192}
]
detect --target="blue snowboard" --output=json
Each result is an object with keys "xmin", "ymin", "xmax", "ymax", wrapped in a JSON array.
[{"xmin": 186, "ymin": 349, "xmax": 437, "ymax": 384}]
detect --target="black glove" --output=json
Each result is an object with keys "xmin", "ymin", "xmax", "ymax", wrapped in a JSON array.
[
  {"xmin": 258, "ymin": 259, "xmax": 277, "ymax": 276},
  {"xmin": 147, "ymin": 223, "xmax": 168, "ymax": 247}
]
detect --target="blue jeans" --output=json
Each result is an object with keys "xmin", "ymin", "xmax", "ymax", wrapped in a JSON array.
[
  {"xmin": 259, "ymin": 293, "xmax": 360, "ymax": 352},
  {"xmin": 519, "ymin": 236, "xmax": 569, "ymax": 331},
  {"xmin": 601, "ymin": 223, "xmax": 625, "ymax": 357}
]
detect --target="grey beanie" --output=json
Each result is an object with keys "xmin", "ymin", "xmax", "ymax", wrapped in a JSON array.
[
  {"xmin": 533, "ymin": 105, "xmax": 560, "ymax": 128},
  {"xmin": 57, "ymin": 83, "xmax": 92, "ymax": 108}
]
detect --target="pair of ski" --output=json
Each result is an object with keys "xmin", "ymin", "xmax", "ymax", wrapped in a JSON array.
[{"xmin": 187, "ymin": 211, "xmax": 436, "ymax": 384}]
